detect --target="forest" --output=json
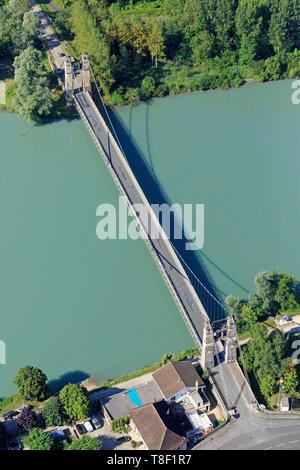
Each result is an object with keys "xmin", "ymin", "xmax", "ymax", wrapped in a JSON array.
[{"xmin": 53, "ymin": 0, "xmax": 300, "ymax": 104}]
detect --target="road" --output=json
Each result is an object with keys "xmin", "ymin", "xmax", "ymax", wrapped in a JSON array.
[
  {"xmin": 31, "ymin": 1, "xmax": 65, "ymax": 72},
  {"xmin": 196, "ymin": 413, "xmax": 300, "ymax": 450}
]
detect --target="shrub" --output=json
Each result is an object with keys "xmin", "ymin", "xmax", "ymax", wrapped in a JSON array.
[
  {"xmin": 23, "ymin": 428, "xmax": 53, "ymax": 450},
  {"xmin": 111, "ymin": 415, "xmax": 130, "ymax": 433}
]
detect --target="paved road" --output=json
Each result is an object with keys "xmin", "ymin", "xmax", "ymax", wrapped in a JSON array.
[
  {"xmin": 31, "ymin": 1, "xmax": 65, "ymax": 72},
  {"xmin": 196, "ymin": 414, "xmax": 300, "ymax": 450}
]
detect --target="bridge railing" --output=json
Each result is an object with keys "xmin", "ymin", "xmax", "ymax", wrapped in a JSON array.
[
  {"xmin": 73, "ymin": 92, "xmax": 205, "ymax": 349},
  {"xmin": 74, "ymin": 92, "xmax": 206, "ymax": 349}
]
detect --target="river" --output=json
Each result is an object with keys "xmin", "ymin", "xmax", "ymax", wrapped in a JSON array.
[
  {"xmin": 1, "ymin": 79, "xmax": 299, "ymax": 397},
  {"xmin": 0, "ymin": 112, "xmax": 193, "ymax": 397}
]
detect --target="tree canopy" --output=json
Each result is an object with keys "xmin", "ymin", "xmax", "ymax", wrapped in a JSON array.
[
  {"xmin": 42, "ymin": 396, "xmax": 66, "ymax": 427},
  {"xmin": 50, "ymin": 0, "xmax": 300, "ymax": 104},
  {"xmin": 66, "ymin": 435, "xmax": 102, "ymax": 450},
  {"xmin": 23, "ymin": 427, "xmax": 53, "ymax": 450},
  {"xmin": 17, "ymin": 407, "xmax": 44, "ymax": 432},
  {"xmin": 13, "ymin": 46, "xmax": 53, "ymax": 124},
  {"xmin": 59, "ymin": 384, "xmax": 90, "ymax": 421},
  {"xmin": 14, "ymin": 365, "xmax": 48, "ymax": 401}
]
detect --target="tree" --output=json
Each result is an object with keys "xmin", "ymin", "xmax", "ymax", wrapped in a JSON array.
[
  {"xmin": 269, "ymin": 0, "xmax": 300, "ymax": 54},
  {"xmin": 243, "ymin": 324, "xmax": 284, "ymax": 382},
  {"xmin": 14, "ymin": 365, "xmax": 47, "ymax": 401},
  {"xmin": 260, "ymin": 374, "xmax": 277, "ymax": 398},
  {"xmin": 42, "ymin": 396, "xmax": 65, "ymax": 427},
  {"xmin": 13, "ymin": 46, "xmax": 53, "ymax": 124},
  {"xmin": 263, "ymin": 55, "xmax": 284, "ymax": 81},
  {"xmin": 240, "ymin": 305, "xmax": 259, "ymax": 328},
  {"xmin": 145, "ymin": 17, "xmax": 165, "ymax": 68},
  {"xmin": 190, "ymin": 31, "xmax": 214, "ymax": 64},
  {"xmin": 17, "ymin": 407, "xmax": 43, "ymax": 432},
  {"xmin": 23, "ymin": 428, "xmax": 53, "ymax": 450},
  {"xmin": 275, "ymin": 273, "xmax": 299, "ymax": 311},
  {"xmin": 254, "ymin": 271, "xmax": 281, "ymax": 314},
  {"xmin": 225, "ymin": 295, "xmax": 248, "ymax": 333},
  {"xmin": 59, "ymin": 384, "xmax": 89, "ymax": 421},
  {"xmin": 141, "ymin": 76, "xmax": 155, "ymax": 98},
  {"xmin": 283, "ymin": 365, "xmax": 298, "ymax": 395},
  {"xmin": 67, "ymin": 435, "xmax": 102, "ymax": 450}
]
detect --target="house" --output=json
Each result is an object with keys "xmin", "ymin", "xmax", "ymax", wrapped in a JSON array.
[
  {"xmin": 152, "ymin": 361, "xmax": 210, "ymax": 412},
  {"xmin": 129, "ymin": 400, "xmax": 187, "ymax": 450},
  {"xmin": 101, "ymin": 380, "xmax": 163, "ymax": 424}
]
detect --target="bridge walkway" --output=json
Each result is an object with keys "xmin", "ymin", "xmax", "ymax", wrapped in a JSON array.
[{"xmin": 74, "ymin": 90, "xmax": 209, "ymax": 346}]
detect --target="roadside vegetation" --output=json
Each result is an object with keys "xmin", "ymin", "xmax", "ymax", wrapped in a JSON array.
[
  {"xmin": 226, "ymin": 270, "xmax": 300, "ymax": 408},
  {"xmin": 44, "ymin": 0, "xmax": 300, "ymax": 105},
  {"xmin": 0, "ymin": 0, "xmax": 70, "ymax": 123}
]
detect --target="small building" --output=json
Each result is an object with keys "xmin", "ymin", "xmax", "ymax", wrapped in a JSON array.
[
  {"xmin": 130, "ymin": 400, "xmax": 187, "ymax": 450},
  {"xmin": 152, "ymin": 361, "xmax": 210, "ymax": 412},
  {"xmin": 280, "ymin": 397, "xmax": 290, "ymax": 412}
]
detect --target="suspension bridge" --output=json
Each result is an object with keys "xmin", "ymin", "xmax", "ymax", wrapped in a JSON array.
[{"xmin": 62, "ymin": 54, "xmax": 241, "ymax": 372}]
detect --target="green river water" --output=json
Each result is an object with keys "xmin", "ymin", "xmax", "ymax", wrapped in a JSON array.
[{"xmin": 1, "ymin": 79, "xmax": 299, "ymax": 396}]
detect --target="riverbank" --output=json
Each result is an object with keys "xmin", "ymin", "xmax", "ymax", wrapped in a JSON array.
[
  {"xmin": 39, "ymin": 0, "xmax": 300, "ymax": 107},
  {"xmin": 0, "ymin": 348, "xmax": 199, "ymax": 414}
]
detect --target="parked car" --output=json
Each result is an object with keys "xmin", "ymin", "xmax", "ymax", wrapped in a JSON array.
[
  {"xmin": 90, "ymin": 415, "xmax": 101, "ymax": 430},
  {"xmin": 76, "ymin": 424, "xmax": 87, "ymax": 436},
  {"xmin": 7, "ymin": 438, "xmax": 22, "ymax": 451},
  {"xmin": 278, "ymin": 316, "xmax": 293, "ymax": 326},
  {"xmin": 116, "ymin": 436, "xmax": 131, "ymax": 445},
  {"xmin": 83, "ymin": 420, "xmax": 94, "ymax": 433},
  {"xmin": 51, "ymin": 428, "xmax": 66, "ymax": 441},
  {"xmin": 2, "ymin": 410, "xmax": 18, "ymax": 420}
]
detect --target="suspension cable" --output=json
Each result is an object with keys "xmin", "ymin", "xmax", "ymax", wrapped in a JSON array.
[
  {"xmin": 89, "ymin": 64, "xmax": 229, "ymax": 320},
  {"xmin": 90, "ymin": 67, "xmax": 128, "ymax": 162},
  {"xmin": 170, "ymin": 241, "xmax": 228, "ymax": 315}
]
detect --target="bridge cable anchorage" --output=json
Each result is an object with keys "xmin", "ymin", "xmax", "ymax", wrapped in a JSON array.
[{"xmin": 89, "ymin": 67, "xmax": 128, "ymax": 162}]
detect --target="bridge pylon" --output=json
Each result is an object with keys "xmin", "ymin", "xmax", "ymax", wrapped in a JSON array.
[
  {"xmin": 82, "ymin": 52, "xmax": 92, "ymax": 95},
  {"xmin": 225, "ymin": 315, "xmax": 238, "ymax": 363},
  {"xmin": 200, "ymin": 321, "xmax": 215, "ymax": 370},
  {"xmin": 64, "ymin": 56, "xmax": 73, "ymax": 98}
]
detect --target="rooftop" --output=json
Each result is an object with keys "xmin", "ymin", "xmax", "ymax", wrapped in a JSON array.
[
  {"xmin": 130, "ymin": 400, "xmax": 186, "ymax": 450},
  {"xmin": 152, "ymin": 361, "xmax": 204, "ymax": 400},
  {"xmin": 102, "ymin": 381, "xmax": 163, "ymax": 420}
]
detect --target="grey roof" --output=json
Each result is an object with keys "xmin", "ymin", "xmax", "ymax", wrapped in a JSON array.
[{"xmin": 102, "ymin": 380, "xmax": 163, "ymax": 420}]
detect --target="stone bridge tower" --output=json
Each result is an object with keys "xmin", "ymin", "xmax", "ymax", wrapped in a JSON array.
[
  {"xmin": 224, "ymin": 315, "xmax": 238, "ymax": 363},
  {"xmin": 64, "ymin": 56, "xmax": 73, "ymax": 98},
  {"xmin": 200, "ymin": 321, "xmax": 215, "ymax": 370},
  {"xmin": 82, "ymin": 53, "xmax": 92, "ymax": 95}
]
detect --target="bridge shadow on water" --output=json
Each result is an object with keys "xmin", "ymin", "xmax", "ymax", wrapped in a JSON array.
[{"xmin": 107, "ymin": 101, "xmax": 228, "ymax": 323}]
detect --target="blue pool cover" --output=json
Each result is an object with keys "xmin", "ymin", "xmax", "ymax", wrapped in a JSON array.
[{"xmin": 128, "ymin": 388, "xmax": 143, "ymax": 407}]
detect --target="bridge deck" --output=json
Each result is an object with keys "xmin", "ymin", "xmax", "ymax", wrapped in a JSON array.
[{"xmin": 74, "ymin": 90, "xmax": 209, "ymax": 346}]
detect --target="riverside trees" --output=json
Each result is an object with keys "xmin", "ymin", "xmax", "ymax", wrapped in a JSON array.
[
  {"xmin": 0, "ymin": 0, "xmax": 53, "ymax": 122},
  {"xmin": 225, "ymin": 271, "xmax": 300, "ymax": 334},
  {"xmin": 13, "ymin": 46, "xmax": 53, "ymax": 124},
  {"xmin": 226, "ymin": 270, "xmax": 300, "ymax": 404},
  {"xmin": 54, "ymin": 0, "xmax": 300, "ymax": 104}
]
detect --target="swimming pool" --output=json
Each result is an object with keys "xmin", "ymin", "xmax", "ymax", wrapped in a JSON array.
[{"xmin": 128, "ymin": 388, "xmax": 143, "ymax": 407}]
